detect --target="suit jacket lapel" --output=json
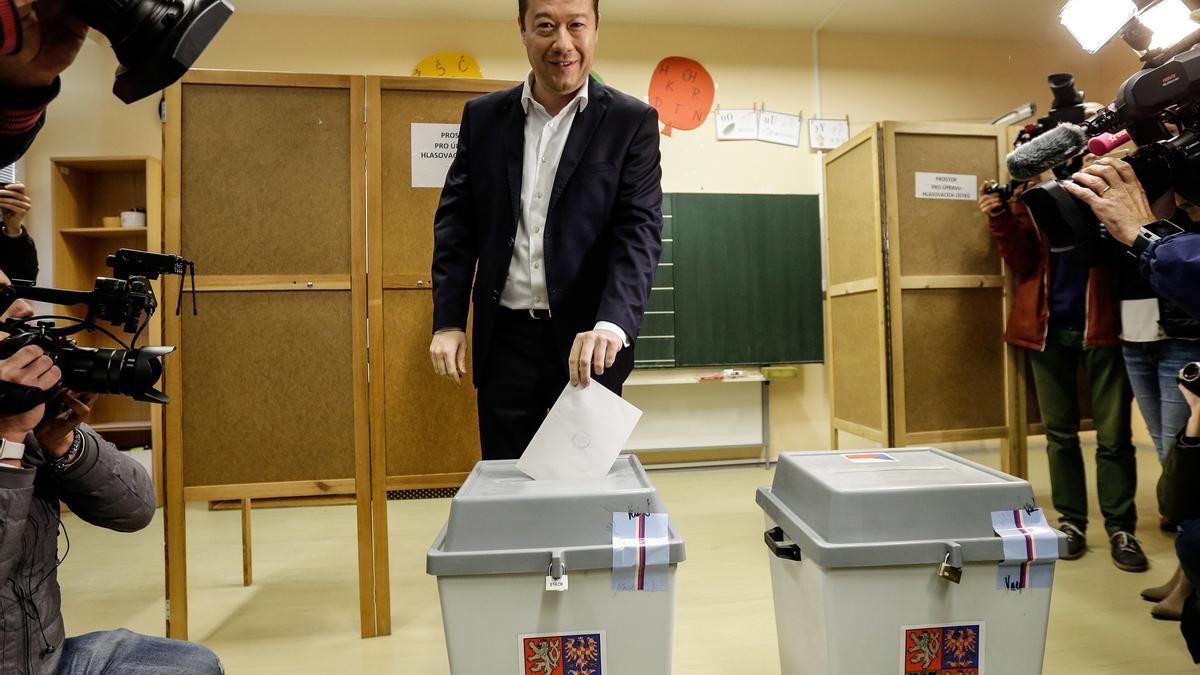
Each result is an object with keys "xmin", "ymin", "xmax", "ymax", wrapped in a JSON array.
[
  {"xmin": 547, "ymin": 77, "xmax": 610, "ymax": 220},
  {"xmin": 501, "ymin": 86, "xmax": 525, "ymax": 234}
]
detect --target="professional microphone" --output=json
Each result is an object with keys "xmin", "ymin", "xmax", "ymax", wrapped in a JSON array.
[{"xmin": 1005, "ymin": 123, "xmax": 1088, "ymax": 181}]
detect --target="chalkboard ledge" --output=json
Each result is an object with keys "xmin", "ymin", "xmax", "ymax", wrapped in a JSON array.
[{"xmin": 625, "ymin": 368, "xmax": 767, "ymax": 386}]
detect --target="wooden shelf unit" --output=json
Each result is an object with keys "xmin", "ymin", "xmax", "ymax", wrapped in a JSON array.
[{"xmin": 50, "ymin": 156, "xmax": 163, "ymax": 465}]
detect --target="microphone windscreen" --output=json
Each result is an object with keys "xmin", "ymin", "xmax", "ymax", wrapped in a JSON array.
[{"xmin": 1006, "ymin": 124, "xmax": 1088, "ymax": 181}]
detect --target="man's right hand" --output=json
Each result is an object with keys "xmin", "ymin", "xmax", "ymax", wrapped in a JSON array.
[
  {"xmin": 429, "ymin": 330, "xmax": 467, "ymax": 385},
  {"xmin": 978, "ymin": 182, "xmax": 1005, "ymax": 216},
  {"xmin": 0, "ymin": 344, "xmax": 61, "ymax": 464}
]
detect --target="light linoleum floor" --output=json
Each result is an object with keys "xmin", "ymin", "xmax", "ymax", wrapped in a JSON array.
[{"xmin": 59, "ymin": 438, "xmax": 1196, "ymax": 673}]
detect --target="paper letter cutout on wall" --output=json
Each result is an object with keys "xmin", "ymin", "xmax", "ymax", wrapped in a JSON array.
[
  {"xmin": 412, "ymin": 52, "xmax": 483, "ymax": 79},
  {"xmin": 648, "ymin": 56, "xmax": 715, "ymax": 137}
]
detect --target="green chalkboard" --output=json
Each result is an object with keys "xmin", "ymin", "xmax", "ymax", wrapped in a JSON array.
[{"xmin": 672, "ymin": 193, "xmax": 823, "ymax": 366}]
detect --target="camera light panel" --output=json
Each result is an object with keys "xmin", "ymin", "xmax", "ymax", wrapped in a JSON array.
[
  {"xmin": 1060, "ymin": 0, "xmax": 1138, "ymax": 53},
  {"xmin": 1138, "ymin": 0, "xmax": 1200, "ymax": 50}
]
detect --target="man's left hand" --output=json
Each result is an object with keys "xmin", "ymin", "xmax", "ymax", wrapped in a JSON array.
[
  {"xmin": 34, "ymin": 390, "xmax": 95, "ymax": 458},
  {"xmin": 568, "ymin": 329, "xmax": 622, "ymax": 387},
  {"xmin": 1061, "ymin": 157, "xmax": 1155, "ymax": 247}
]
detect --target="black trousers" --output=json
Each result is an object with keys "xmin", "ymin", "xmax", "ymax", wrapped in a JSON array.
[{"xmin": 477, "ymin": 308, "xmax": 623, "ymax": 461}]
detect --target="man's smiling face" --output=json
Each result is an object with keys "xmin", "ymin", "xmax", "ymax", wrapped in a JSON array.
[{"xmin": 520, "ymin": 0, "xmax": 597, "ymax": 101}]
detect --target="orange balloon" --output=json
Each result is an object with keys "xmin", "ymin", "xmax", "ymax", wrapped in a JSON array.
[{"xmin": 648, "ymin": 57, "xmax": 715, "ymax": 137}]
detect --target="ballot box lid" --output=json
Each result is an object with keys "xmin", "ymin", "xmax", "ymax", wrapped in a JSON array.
[
  {"xmin": 427, "ymin": 455, "xmax": 686, "ymax": 576},
  {"xmin": 756, "ymin": 447, "xmax": 1056, "ymax": 568}
]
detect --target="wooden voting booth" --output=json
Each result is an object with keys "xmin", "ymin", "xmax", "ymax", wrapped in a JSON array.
[
  {"xmin": 365, "ymin": 75, "xmax": 514, "ymax": 636},
  {"xmin": 823, "ymin": 122, "xmax": 1031, "ymax": 475},
  {"xmin": 162, "ymin": 71, "xmax": 371, "ymax": 638},
  {"xmin": 162, "ymin": 70, "xmax": 513, "ymax": 639}
]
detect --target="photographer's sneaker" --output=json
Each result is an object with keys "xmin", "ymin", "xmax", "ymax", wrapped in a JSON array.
[
  {"xmin": 1110, "ymin": 531, "xmax": 1149, "ymax": 572},
  {"xmin": 1059, "ymin": 522, "xmax": 1087, "ymax": 560}
]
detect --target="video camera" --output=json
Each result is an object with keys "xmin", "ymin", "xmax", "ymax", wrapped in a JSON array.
[
  {"xmin": 10, "ymin": 1, "xmax": 235, "ymax": 104},
  {"xmin": 1015, "ymin": 43, "xmax": 1200, "ymax": 251},
  {"xmin": 986, "ymin": 74, "xmax": 1090, "ymax": 205},
  {"xmin": 0, "ymin": 249, "xmax": 195, "ymax": 415}
]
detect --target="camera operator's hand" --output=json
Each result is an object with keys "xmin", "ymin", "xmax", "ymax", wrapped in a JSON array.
[
  {"xmin": 429, "ymin": 329, "xmax": 467, "ymax": 385},
  {"xmin": 1062, "ymin": 157, "xmax": 1155, "ymax": 247},
  {"xmin": 34, "ymin": 389, "xmax": 94, "ymax": 458},
  {"xmin": 978, "ymin": 182, "xmax": 1005, "ymax": 216},
  {"xmin": 1181, "ymin": 382, "xmax": 1200, "ymax": 437},
  {"xmin": 0, "ymin": 0, "xmax": 87, "ymax": 89},
  {"xmin": 0, "ymin": 182, "xmax": 31, "ymax": 235},
  {"xmin": 0, "ymin": 344, "xmax": 61, "ymax": 452}
]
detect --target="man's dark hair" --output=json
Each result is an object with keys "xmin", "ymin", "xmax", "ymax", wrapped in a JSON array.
[{"xmin": 518, "ymin": 0, "xmax": 600, "ymax": 24}]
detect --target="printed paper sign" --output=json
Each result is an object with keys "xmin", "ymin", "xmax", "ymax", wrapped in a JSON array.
[
  {"xmin": 902, "ymin": 622, "xmax": 984, "ymax": 674},
  {"xmin": 808, "ymin": 118, "xmax": 851, "ymax": 151},
  {"xmin": 758, "ymin": 110, "xmax": 802, "ymax": 147},
  {"xmin": 842, "ymin": 452, "xmax": 898, "ymax": 464},
  {"xmin": 991, "ymin": 508, "xmax": 1059, "ymax": 590},
  {"xmin": 612, "ymin": 512, "xmax": 670, "ymax": 592},
  {"xmin": 519, "ymin": 630, "xmax": 606, "ymax": 675},
  {"xmin": 410, "ymin": 123, "xmax": 461, "ymax": 189},
  {"xmin": 915, "ymin": 172, "xmax": 977, "ymax": 201},
  {"xmin": 715, "ymin": 109, "xmax": 758, "ymax": 141}
]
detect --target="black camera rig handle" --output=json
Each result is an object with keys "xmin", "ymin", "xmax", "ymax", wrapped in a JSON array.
[{"xmin": 0, "ymin": 282, "xmax": 93, "ymax": 317}]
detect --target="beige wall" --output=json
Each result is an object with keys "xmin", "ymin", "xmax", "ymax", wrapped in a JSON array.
[
  {"xmin": 1096, "ymin": 41, "xmax": 1144, "ymax": 105},
  {"xmin": 21, "ymin": 13, "xmax": 1131, "ymax": 455}
]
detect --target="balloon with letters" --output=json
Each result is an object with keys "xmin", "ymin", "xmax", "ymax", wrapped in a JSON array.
[
  {"xmin": 412, "ymin": 52, "xmax": 483, "ymax": 78},
  {"xmin": 648, "ymin": 57, "xmax": 715, "ymax": 137}
]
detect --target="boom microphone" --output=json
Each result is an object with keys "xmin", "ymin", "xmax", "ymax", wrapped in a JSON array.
[{"xmin": 1006, "ymin": 123, "xmax": 1088, "ymax": 181}]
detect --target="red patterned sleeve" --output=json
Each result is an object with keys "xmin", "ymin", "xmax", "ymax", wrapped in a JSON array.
[{"xmin": 0, "ymin": 0, "xmax": 21, "ymax": 57}]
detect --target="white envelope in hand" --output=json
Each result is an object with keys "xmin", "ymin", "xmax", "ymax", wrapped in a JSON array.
[{"xmin": 516, "ymin": 383, "xmax": 643, "ymax": 480}]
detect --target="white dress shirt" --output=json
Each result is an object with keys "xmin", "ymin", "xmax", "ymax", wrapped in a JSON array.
[{"xmin": 501, "ymin": 73, "xmax": 627, "ymax": 345}]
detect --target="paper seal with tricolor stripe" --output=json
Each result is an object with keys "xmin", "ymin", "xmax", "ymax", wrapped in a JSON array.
[
  {"xmin": 611, "ymin": 512, "xmax": 670, "ymax": 592},
  {"xmin": 990, "ymin": 507, "xmax": 1059, "ymax": 590}
]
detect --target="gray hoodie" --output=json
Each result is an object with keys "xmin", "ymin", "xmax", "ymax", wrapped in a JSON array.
[{"xmin": 0, "ymin": 424, "xmax": 155, "ymax": 674}]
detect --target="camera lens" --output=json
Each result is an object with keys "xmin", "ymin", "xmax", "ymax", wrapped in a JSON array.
[
  {"xmin": 67, "ymin": 0, "xmax": 234, "ymax": 103},
  {"xmin": 1182, "ymin": 362, "xmax": 1200, "ymax": 384},
  {"xmin": 57, "ymin": 345, "xmax": 174, "ymax": 404}
]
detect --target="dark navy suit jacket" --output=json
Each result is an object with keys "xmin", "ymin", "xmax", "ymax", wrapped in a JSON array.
[{"xmin": 432, "ymin": 77, "xmax": 664, "ymax": 387}]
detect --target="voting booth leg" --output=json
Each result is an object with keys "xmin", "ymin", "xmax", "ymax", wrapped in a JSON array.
[{"xmin": 241, "ymin": 499, "xmax": 253, "ymax": 587}]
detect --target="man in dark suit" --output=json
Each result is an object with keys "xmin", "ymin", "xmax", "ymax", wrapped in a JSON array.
[{"xmin": 430, "ymin": 0, "xmax": 663, "ymax": 460}]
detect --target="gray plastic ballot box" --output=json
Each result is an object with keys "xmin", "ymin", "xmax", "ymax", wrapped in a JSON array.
[
  {"xmin": 427, "ymin": 455, "xmax": 685, "ymax": 675},
  {"xmin": 757, "ymin": 447, "xmax": 1066, "ymax": 675}
]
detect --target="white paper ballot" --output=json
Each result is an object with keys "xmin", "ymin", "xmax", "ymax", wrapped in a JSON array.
[{"xmin": 516, "ymin": 383, "xmax": 643, "ymax": 480}]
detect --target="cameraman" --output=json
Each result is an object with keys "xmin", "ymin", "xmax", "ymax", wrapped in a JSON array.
[
  {"xmin": 0, "ymin": 0, "xmax": 86, "ymax": 165},
  {"xmin": 1063, "ymin": 157, "xmax": 1200, "ymax": 319},
  {"xmin": 0, "ymin": 180, "xmax": 39, "ymax": 282},
  {"xmin": 1166, "ymin": 381, "xmax": 1200, "ymax": 661},
  {"xmin": 0, "ymin": 269, "xmax": 221, "ymax": 673},
  {"xmin": 979, "ymin": 177, "xmax": 1145, "ymax": 572}
]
